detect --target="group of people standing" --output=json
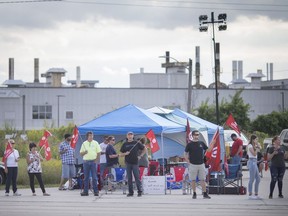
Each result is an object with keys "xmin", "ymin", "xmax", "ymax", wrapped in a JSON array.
[
  {"xmin": 230, "ymin": 133, "xmax": 287, "ymax": 200},
  {"xmin": 78, "ymin": 131, "xmax": 147, "ymax": 197},
  {"xmin": 3, "ymin": 130, "xmax": 286, "ymax": 200},
  {"xmin": 3, "ymin": 140, "xmax": 50, "ymax": 196}
]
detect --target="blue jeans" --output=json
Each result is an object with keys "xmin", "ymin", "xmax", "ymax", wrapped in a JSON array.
[
  {"xmin": 126, "ymin": 163, "xmax": 142, "ymax": 194},
  {"xmin": 231, "ymin": 155, "xmax": 242, "ymax": 165},
  {"xmin": 83, "ymin": 160, "xmax": 98, "ymax": 193},
  {"xmin": 248, "ymin": 158, "xmax": 261, "ymax": 195}
]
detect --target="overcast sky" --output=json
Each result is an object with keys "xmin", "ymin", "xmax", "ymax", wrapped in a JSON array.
[{"xmin": 0, "ymin": 0, "xmax": 287, "ymax": 87}]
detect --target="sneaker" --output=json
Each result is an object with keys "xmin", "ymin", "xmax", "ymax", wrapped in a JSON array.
[
  {"xmin": 269, "ymin": 194, "xmax": 273, "ymax": 199},
  {"xmin": 94, "ymin": 192, "xmax": 99, "ymax": 196},
  {"xmin": 13, "ymin": 192, "xmax": 21, "ymax": 196},
  {"xmin": 68, "ymin": 187, "xmax": 74, "ymax": 191},
  {"xmin": 192, "ymin": 193, "xmax": 197, "ymax": 199},
  {"xmin": 5, "ymin": 193, "xmax": 9, "ymax": 196},
  {"xmin": 32, "ymin": 193, "xmax": 36, "ymax": 196},
  {"xmin": 279, "ymin": 194, "xmax": 284, "ymax": 198},
  {"xmin": 43, "ymin": 193, "xmax": 50, "ymax": 196},
  {"xmin": 137, "ymin": 192, "xmax": 142, "ymax": 197},
  {"xmin": 254, "ymin": 195, "xmax": 261, "ymax": 200},
  {"xmin": 203, "ymin": 192, "xmax": 211, "ymax": 199},
  {"xmin": 126, "ymin": 193, "xmax": 133, "ymax": 197},
  {"xmin": 80, "ymin": 192, "xmax": 89, "ymax": 196},
  {"xmin": 248, "ymin": 195, "xmax": 255, "ymax": 200}
]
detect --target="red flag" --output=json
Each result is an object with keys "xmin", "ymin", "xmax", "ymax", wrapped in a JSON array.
[
  {"xmin": 146, "ymin": 129, "xmax": 160, "ymax": 154},
  {"xmin": 39, "ymin": 130, "xmax": 52, "ymax": 147},
  {"xmin": 38, "ymin": 130, "xmax": 52, "ymax": 160},
  {"xmin": 2, "ymin": 140, "xmax": 13, "ymax": 162},
  {"xmin": 206, "ymin": 128, "xmax": 221, "ymax": 173},
  {"xmin": 225, "ymin": 114, "xmax": 241, "ymax": 136},
  {"xmin": 70, "ymin": 126, "xmax": 79, "ymax": 149},
  {"xmin": 186, "ymin": 119, "xmax": 192, "ymax": 145}
]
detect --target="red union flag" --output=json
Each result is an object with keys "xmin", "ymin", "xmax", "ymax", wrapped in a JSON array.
[
  {"xmin": 39, "ymin": 130, "xmax": 52, "ymax": 147},
  {"xmin": 2, "ymin": 140, "xmax": 13, "ymax": 162},
  {"xmin": 186, "ymin": 118, "xmax": 192, "ymax": 145},
  {"xmin": 146, "ymin": 129, "xmax": 160, "ymax": 154},
  {"xmin": 70, "ymin": 126, "xmax": 79, "ymax": 149},
  {"xmin": 206, "ymin": 128, "xmax": 221, "ymax": 173},
  {"xmin": 38, "ymin": 130, "xmax": 52, "ymax": 160},
  {"xmin": 225, "ymin": 114, "xmax": 241, "ymax": 136}
]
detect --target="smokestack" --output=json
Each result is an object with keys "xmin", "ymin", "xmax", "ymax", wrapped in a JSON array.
[
  {"xmin": 270, "ymin": 63, "xmax": 273, "ymax": 81},
  {"xmin": 195, "ymin": 46, "xmax": 200, "ymax": 87},
  {"xmin": 9, "ymin": 58, "xmax": 14, "ymax": 80},
  {"xmin": 238, "ymin": 60, "xmax": 243, "ymax": 79},
  {"xmin": 232, "ymin": 60, "xmax": 237, "ymax": 81},
  {"xmin": 215, "ymin": 43, "xmax": 220, "ymax": 84},
  {"xmin": 76, "ymin": 66, "xmax": 81, "ymax": 88},
  {"xmin": 34, "ymin": 58, "xmax": 39, "ymax": 83},
  {"xmin": 165, "ymin": 51, "xmax": 170, "ymax": 73}
]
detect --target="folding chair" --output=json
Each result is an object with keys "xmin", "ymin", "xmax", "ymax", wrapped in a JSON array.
[
  {"xmin": 223, "ymin": 164, "xmax": 243, "ymax": 194},
  {"xmin": 157, "ymin": 158, "xmax": 168, "ymax": 175},
  {"xmin": 104, "ymin": 167, "xmax": 127, "ymax": 194},
  {"xmin": 148, "ymin": 160, "xmax": 159, "ymax": 176},
  {"xmin": 166, "ymin": 166, "xmax": 186, "ymax": 193}
]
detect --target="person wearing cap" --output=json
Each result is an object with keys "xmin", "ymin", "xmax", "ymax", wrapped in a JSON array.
[
  {"xmin": 58, "ymin": 133, "xmax": 75, "ymax": 190},
  {"xmin": 120, "ymin": 131, "xmax": 145, "ymax": 197},
  {"xmin": 230, "ymin": 133, "xmax": 243, "ymax": 165},
  {"xmin": 4, "ymin": 139, "xmax": 21, "ymax": 196}
]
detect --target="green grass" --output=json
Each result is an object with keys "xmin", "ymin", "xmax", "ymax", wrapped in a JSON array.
[{"xmin": 8, "ymin": 158, "xmax": 62, "ymax": 187}]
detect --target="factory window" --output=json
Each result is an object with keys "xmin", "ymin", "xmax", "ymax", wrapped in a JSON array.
[
  {"xmin": 32, "ymin": 105, "xmax": 52, "ymax": 119},
  {"xmin": 66, "ymin": 111, "xmax": 73, "ymax": 119}
]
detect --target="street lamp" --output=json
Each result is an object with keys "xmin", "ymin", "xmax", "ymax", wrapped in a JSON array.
[
  {"xmin": 159, "ymin": 53, "xmax": 192, "ymax": 113},
  {"xmin": 57, "ymin": 95, "xmax": 65, "ymax": 128},
  {"xmin": 199, "ymin": 12, "xmax": 227, "ymax": 125}
]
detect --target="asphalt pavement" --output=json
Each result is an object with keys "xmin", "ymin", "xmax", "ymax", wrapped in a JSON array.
[{"xmin": 0, "ymin": 169, "xmax": 287, "ymax": 216}]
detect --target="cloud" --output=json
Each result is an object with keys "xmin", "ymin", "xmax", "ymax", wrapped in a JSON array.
[{"xmin": 0, "ymin": 0, "xmax": 287, "ymax": 88}]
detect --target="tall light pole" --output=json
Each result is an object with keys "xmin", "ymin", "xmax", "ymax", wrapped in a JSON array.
[
  {"xmin": 57, "ymin": 95, "xmax": 65, "ymax": 128},
  {"xmin": 199, "ymin": 12, "xmax": 227, "ymax": 125}
]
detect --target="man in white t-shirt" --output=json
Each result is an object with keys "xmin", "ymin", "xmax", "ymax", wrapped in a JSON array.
[{"xmin": 99, "ymin": 136, "xmax": 109, "ymax": 186}]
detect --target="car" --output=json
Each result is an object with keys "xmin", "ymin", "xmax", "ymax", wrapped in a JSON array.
[
  {"xmin": 279, "ymin": 129, "xmax": 288, "ymax": 168},
  {"xmin": 224, "ymin": 130, "xmax": 249, "ymax": 166},
  {"xmin": 0, "ymin": 161, "xmax": 6, "ymax": 184}
]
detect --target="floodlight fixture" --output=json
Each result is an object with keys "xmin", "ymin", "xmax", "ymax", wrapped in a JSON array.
[{"xmin": 218, "ymin": 13, "xmax": 227, "ymax": 21}]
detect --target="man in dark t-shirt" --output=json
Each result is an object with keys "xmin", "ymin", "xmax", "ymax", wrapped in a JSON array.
[
  {"xmin": 120, "ymin": 131, "xmax": 146, "ymax": 197},
  {"xmin": 184, "ymin": 130, "xmax": 214, "ymax": 199}
]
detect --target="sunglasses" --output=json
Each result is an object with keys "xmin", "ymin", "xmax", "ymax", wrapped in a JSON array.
[{"xmin": 193, "ymin": 134, "xmax": 200, "ymax": 136}]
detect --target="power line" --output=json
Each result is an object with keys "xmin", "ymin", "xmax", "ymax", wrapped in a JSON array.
[
  {"xmin": 0, "ymin": 0, "xmax": 62, "ymax": 3},
  {"xmin": 1, "ymin": 0, "xmax": 288, "ymax": 12},
  {"xmin": 58, "ymin": 0, "xmax": 288, "ymax": 12}
]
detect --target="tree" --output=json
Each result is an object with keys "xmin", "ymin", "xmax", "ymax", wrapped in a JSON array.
[
  {"xmin": 196, "ymin": 90, "xmax": 251, "ymax": 131},
  {"xmin": 251, "ymin": 111, "xmax": 288, "ymax": 136}
]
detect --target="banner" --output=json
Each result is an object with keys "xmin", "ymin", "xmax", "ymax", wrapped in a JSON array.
[
  {"xmin": 146, "ymin": 129, "xmax": 160, "ymax": 154},
  {"xmin": 186, "ymin": 118, "xmax": 192, "ymax": 145},
  {"xmin": 39, "ymin": 130, "xmax": 52, "ymax": 160},
  {"xmin": 2, "ymin": 140, "xmax": 13, "ymax": 162},
  {"xmin": 225, "ymin": 113, "xmax": 241, "ymax": 136},
  {"xmin": 206, "ymin": 128, "xmax": 221, "ymax": 173},
  {"xmin": 70, "ymin": 126, "xmax": 79, "ymax": 149}
]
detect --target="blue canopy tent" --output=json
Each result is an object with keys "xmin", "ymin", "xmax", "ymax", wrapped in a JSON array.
[
  {"xmin": 171, "ymin": 108, "xmax": 226, "ymax": 162},
  {"xmin": 76, "ymin": 104, "xmax": 186, "ymax": 164}
]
